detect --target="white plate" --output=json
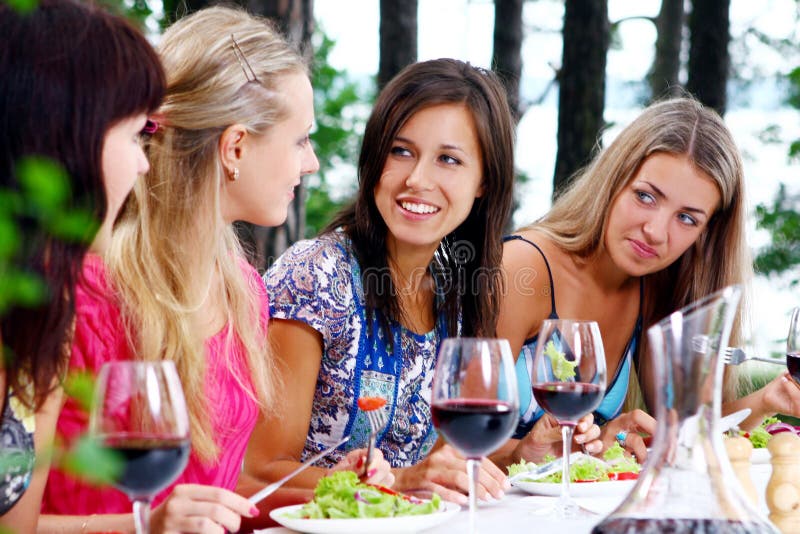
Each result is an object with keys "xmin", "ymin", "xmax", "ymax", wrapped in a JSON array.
[
  {"xmin": 512, "ymin": 478, "xmax": 636, "ymax": 498},
  {"xmin": 751, "ymin": 447, "xmax": 771, "ymax": 464},
  {"xmin": 267, "ymin": 502, "xmax": 460, "ymax": 534}
]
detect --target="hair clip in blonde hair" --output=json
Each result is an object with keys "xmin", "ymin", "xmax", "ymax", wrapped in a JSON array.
[{"xmin": 230, "ymin": 34, "xmax": 260, "ymax": 84}]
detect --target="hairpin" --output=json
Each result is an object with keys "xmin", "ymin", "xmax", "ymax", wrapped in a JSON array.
[{"xmin": 230, "ymin": 34, "xmax": 260, "ymax": 84}]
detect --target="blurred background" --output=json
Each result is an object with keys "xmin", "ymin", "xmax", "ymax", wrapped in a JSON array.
[{"xmin": 53, "ymin": 0, "xmax": 800, "ymax": 372}]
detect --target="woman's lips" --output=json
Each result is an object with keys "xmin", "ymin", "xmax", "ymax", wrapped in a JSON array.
[{"xmin": 629, "ymin": 239, "xmax": 657, "ymax": 259}]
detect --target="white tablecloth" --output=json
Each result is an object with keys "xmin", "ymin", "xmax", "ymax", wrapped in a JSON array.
[{"xmin": 258, "ymin": 463, "xmax": 774, "ymax": 533}]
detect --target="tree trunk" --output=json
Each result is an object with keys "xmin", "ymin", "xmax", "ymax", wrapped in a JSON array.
[
  {"xmin": 553, "ymin": 0, "xmax": 609, "ymax": 198},
  {"xmin": 492, "ymin": 0, "xmax": 524, "ymax": 123},
  {"xmin": 378, "ymin": 0, "xmax": 418, "ymax": 90},
  {"xmin": 648, "ymin": 0, "xmax": 685, "ymax": 101},
  {"xmin": 687, "ymin": 0, "xmax": 730, "ymax": 115}
]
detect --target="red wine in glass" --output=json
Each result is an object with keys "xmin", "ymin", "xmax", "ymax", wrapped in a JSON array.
[
  {"xmin": 90, "ymin": 361, "xmax": 190, "ymax": 534},
  {"xmin": 532, "ymin": 382, "xmax": 603, "ymax": 423},
  {"xmin": 530, "ymin": 319, "xmax": 606, "ymax": 519},
  {"xmin": 787, "ymin": 352, "xmax": 800, "ymax": 385},
  {"xmin": 431, "ymin": 338, "xmax": 519, "ymax": 534},
  {"xmin": 788, "ymin": 308, "xmax": 800, "ymax": 386},
  {"xmin": 105, "ymin": 435, "xmax": 191, "ymax": 498},
  {"xmin": 431, "ymin": 399, "xmax": 516, "ymax": 458}
]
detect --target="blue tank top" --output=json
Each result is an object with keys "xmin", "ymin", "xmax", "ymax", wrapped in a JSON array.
[{"xmin": 506, "ymin": 235, "xmax": 642, "ymax": 438}]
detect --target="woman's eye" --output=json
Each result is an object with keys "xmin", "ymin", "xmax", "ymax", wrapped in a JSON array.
[
  {"xmin": 636, "ymin": 190, "xmax": 655, "ymax": 204},
  {"xmin": 439, "ymin": 154, "xmax": 461, "ymax": 165},
  {"xmin": 678, "ymin": 213, "xmax": 698, "ymax": 226},
  {"xmin": 390, "ymin": 146, "xmax": 412, "ymax": 157}
]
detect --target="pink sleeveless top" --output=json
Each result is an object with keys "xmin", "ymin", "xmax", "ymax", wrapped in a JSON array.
[{"xmin": 41, "ymin": 255, "xmax": 266, "ymax": 514}]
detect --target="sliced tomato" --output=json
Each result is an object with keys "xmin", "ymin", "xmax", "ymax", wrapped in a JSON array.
[
  {"xmin": 608, "ymin": 471, "xmax": 639, "ymax": 481},
  {"xmin": 369, "ymin": 484, "xmax": 418, "ymax": 502},
  {"xmin": 358, "ymin": 396, "xmax": 387, "ymax": 411}
]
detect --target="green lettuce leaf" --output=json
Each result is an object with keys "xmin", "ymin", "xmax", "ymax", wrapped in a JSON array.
[
  {"xmin": 544, "ymin": 341, "xmax": 577, "ymax": 380},
  {"xmin": 287, "ymin": 471, "xmax": 441, "ymax": 519}
]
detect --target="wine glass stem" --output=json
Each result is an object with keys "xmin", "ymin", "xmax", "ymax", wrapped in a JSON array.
[
  {"xmin": 559, "ymin": 424, "xmax": 575, "ymax": 507},
  {"xmin": 132, "ymin": 498, "xmax": 151, "ymax": 534},
  {"xmin": 467, "ymin": 457, "xmax": 480, "ymax": 534}
]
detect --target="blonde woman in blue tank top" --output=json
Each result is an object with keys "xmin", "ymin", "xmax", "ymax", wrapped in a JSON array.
[{"xmin": 497, "ymin": 97, "xmax": 800, "ymax": 465}]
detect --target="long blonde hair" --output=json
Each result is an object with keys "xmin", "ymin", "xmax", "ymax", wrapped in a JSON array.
[
  {"xmin": 526, "ymin": 97, "xmax": 751, "ymax": 404},
  {"xmin": 107, "ymin": 6, "xmax": 307, "ymax": 460}
]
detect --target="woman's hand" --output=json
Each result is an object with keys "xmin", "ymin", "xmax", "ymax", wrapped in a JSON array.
[
  {"xmin": 332, "ymin": 448, "xmax": 395, "ymax": 487},
  {"xmin": 392, "ymin": 444, "xmax": 509, "ymax": 505},
  {"xmin": 600, "ymin": 409, "xmax": 656, "ymax": 462},
  {"xmin": 512, "ymin": 413, "xmax": 602, "ymax": 464},
  {"xmin": 150, "ymin": 484, "xmax": 259, "ymax": 534},
  {"xmin": 732, "ymin": 372, "xmax": 800, "ymax": 429}
]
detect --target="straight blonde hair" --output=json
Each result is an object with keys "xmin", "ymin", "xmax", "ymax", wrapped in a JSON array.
[
  {"xmin": 107, "ymin": 6, "xmax": 306, "ymax": 461},
  {"xmin": 525, "ymin": 97, "xmax": 751, "ymax": 406}
]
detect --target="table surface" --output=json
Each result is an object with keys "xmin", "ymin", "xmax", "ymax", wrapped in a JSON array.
[{"xmin": 257, "ymin": 463, "xmax": 775, "ymax": 533}]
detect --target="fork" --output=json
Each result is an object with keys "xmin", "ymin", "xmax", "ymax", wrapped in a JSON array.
[
  {"xmin": 722, "ymin": 347, "xmax": 786, "ymax": 366},
  {"xmin": 362, "ymin": 407, "xmax": 389, "ymax": 477}
]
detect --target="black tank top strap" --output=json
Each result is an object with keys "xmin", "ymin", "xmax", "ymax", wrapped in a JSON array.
[
  {"xmin": 503, "ymin": 234, "xmax": 557, "ymax": 317},
  {"xmin": 632, "ymin": 277, "xmax": 645, "ymax": 375}
]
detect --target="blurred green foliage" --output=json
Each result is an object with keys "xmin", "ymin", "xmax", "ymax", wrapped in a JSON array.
[
  {"xmin": 305, "ymin": 28, "xmax": 372, "ymax": 237},
  {"xmin": 753, "ymin": 64, "xmax": 800, "ymax": 286},
  {"xmin": 0, "ymin": 157, "xmax": 97, "ymax": 314},
  {"xmin": 754, "ymin": 184, "xmax": 800, "ymax": 283}
]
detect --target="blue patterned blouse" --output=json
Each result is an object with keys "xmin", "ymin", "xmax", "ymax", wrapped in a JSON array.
[{"xmin": 265, "ymin": 232, "xmax": 446, "ymax": 467}]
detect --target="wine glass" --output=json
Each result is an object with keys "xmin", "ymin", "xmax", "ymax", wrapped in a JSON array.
[
  {"xmin": 431, "ymin": 338, "xmax": 519, "ymax": 534},
  {"xmin": 530, "ymin": 319, "xmax": 606, "ymax": 518},
  {"xmin": 90, "ymin": 361, "xmax": 191, "ymax": 534},
  {"xmin": 787, "ymin": 307, "xmax": 800, "ymax": 385}
]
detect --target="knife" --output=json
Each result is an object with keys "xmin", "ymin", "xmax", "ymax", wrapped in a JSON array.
[
  {"xmin": 507, "ymin": 451, "xmax": 583, "ymax": 483},
  {"xmin": 248, "ymin": 435, "xmax": 350, "ymax": 505},
  {"xmin": 719, "ymin": 408, "xmax": 751, "ymax": 433}
]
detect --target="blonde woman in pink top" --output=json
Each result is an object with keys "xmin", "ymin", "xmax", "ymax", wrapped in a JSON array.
[{"xmin": 41, "ymin": 6, "xmax": 392, "ymax": 534}]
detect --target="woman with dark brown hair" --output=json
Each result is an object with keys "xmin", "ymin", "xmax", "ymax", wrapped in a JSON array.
[
  {"xmin": 247, "ymin": 58, "xmax": 601, "ymax": 503},
  {"xmin": 0, "ymin": 0, "xmax": 164, "ymax": 530}
]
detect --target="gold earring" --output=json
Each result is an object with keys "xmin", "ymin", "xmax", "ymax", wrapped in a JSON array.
[{"xmin": 229, "ymin": 167, "xmax": 240, "ymax": 181}]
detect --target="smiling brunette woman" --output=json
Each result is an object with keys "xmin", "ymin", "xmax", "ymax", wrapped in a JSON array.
[
  {"xmin": 498, "ymin": 97, "xmax": 800, "ymax": 464},
  {"xmin": 247, "ymin": 58, "xmax": 602, "ymax": 505}
]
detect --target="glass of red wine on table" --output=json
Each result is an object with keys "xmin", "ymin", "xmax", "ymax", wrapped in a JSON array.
[
  {"xmin": 90, "ymin": 361, "xmax": 191, "ymax": 534},
  {"xmin": 786, "ymin": 307, "xmax": 800, "ymax": 384},
  {"xmin": 431, "ymin": 338, "xmax": 519, "ymax": 534},
  {"xmin": 530, "ymin": 319, "xmax": 607, "ymax": 519}
]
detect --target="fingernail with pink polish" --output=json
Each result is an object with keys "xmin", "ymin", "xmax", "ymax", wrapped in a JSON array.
[
  {"xmin": 356, "ymin": 456, "xmax": 365, "ymax": 469},
  {"xmin": 250, "ymin": 506, "xmax": 260, "ymax": 517},
  {"xmin": 367, "ymin": 468, "xmax": 377, "ymax": 478}
]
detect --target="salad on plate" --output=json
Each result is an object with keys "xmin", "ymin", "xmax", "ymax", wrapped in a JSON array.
[
  {"xmin": 285, "ymin": 471, "xmax": 441, "ymax": 519},
  {"xmin": 268, "ymin": 472, "xmax": 457, "ymax": 534},
  {"xmin": 507, "ymin": 442, "xmax": 640, "ymax": 484}
]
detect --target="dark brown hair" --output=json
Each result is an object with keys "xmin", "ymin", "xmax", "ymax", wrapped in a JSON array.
[
  {"xmin": 0, "ymin": 0, "xmax": 165, "ymax": 409},
  {"xmin": 326, "ymin": 58, "xmax": 515, "ymax": 339}
]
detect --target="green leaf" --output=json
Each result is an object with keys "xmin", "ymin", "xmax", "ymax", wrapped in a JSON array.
[
  {"xmin": 63, "ymin": 371, "xmax": 96, "ymax": 413},
  {"xmin": 0, "ymin": 217, "xmax": 21, "ymax": 258},
  {"xmin": 2, "ymin": 0, "xmax": 38, "ymax": 13},
  {"xmin": 48, "ymin": 209, "xmax": 99, "ymax": 244},
  {"xmin": 61, "ymin": 435, "xmax": 123, "ymax": 485},
  {"xmin": 16, "ymin": 156, "xmax": 70, "ymax": 214},
  {"xmin": 544, "ymin": 340, "xmax": 577, "ymax": 380},
  {"xmin": 0, "ymin": 270, "xmax": 48, "ymax": 308}
]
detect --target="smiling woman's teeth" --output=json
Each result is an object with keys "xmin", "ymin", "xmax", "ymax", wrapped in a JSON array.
[{"xmin": 401, "ymin": 201, "xmax": 439, "ymax": 214}]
